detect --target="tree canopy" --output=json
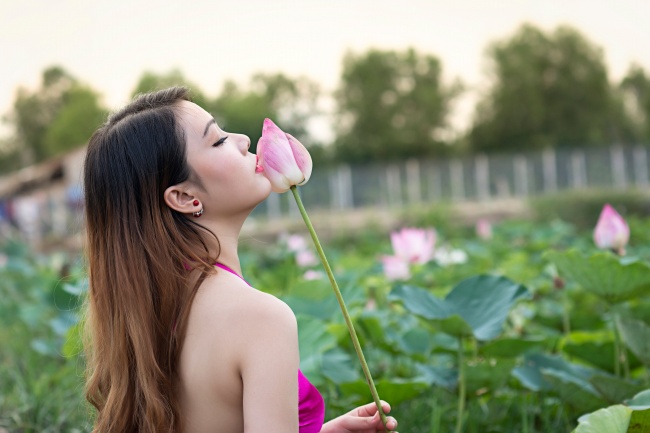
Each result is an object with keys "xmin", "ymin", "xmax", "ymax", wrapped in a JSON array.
[
  {"xmin": 621, "ymin": 64, "xmax": 650, "ymax": 143},
  {"xmin": 3, "ymin": 66, "xmax": 107, "ymax": 167},
  {"xmin": 130, "ymin": 69, "xmax": 211, "ymax": 109},
  {"xmin": 334, "ymin": 48, "xmax": 460, "ymax": 162},
  {"xmin": 469, "ymin": 24, "xmax": 632, "ymax": 152}
]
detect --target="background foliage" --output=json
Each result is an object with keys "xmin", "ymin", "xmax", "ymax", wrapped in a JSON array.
[{"xmin": 2, "ymin": 195, "xmax": 650, "ymax": 432}]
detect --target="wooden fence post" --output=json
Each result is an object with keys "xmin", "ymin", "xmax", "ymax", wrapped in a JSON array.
[
  {"xmin": 611, "ymin": 145, "xmax": 626, "ymax": 189},
  {"xmin": 475, "ymin": 154, "xmax": 489, "ymax": 201},
  {"xmin": 513, "ymin": 155, "xmax": 529, "ymax": 197},
  {"xmin": 542, "ymin": 148, "xmax": 557, "ymax": 193},
  {"xmin": 634, "ymin": 145, "xmax": 649, "ymax": 187},
  {"xmin": 406, "ymin": 159, "xmax": 421, "ymax": 205},
  {"xmin": 570, "ymin": 150, "xmax": 587, "ymax": 188},
  {"xmin": 450, "ymin": 159, "xmax": 465, "ymax": 201}
]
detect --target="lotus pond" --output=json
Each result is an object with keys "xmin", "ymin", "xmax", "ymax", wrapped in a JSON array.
[{"xmin": 1, "ymin": 212, "xmax": 650, "ymax": 432}]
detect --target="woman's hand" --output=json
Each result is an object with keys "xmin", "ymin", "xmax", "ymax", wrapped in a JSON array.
[{"xmin": 320, "ymin": 401, "xmax": 398, "ymax": 433}]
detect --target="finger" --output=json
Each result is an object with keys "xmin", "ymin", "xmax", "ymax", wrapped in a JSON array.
[
  {"xmin": 356, "ymin": 400, "xmax": 392, "ymax": 417},
  {"xmin": 376, "ymin": 416, "xmax": 398, "ymax": 431},
  {"xmin": 339, "ymin": 412, "xmax": 382, "ymax": 430}
]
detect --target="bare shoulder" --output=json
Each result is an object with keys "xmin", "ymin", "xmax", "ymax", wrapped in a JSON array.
[{"xmin": 192, "ymin": 271, "xmax": 297, "ymax": 339}]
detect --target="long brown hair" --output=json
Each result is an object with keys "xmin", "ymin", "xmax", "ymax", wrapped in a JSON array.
[{"xmin": 82, "ymin": 87, "xmax": 217, "ymax": 433}]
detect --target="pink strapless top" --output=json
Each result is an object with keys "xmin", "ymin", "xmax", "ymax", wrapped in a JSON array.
[{"xmin": 215, "ymin": 263, "xmax": 325, "ymax": 433}]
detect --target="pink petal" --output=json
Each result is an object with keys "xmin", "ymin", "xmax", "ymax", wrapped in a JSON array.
[
  {"xmin": 380, "ymin": 255, "xmax": 411, "ymax": 281},
  {"xmin": 296, "ymin": 250, "xmax": 318, "ymax": 267},
  {"xmin": 476, "ymin": 219, "xmax": 493, "ymax": 240},
  {"xmin": 390, "ymin": 228, "xmax": 436, "ymax": 264},
  {"xmin": 286, "ymin": 133, "xmax": 313, "ymax": 184},
  {"xmin": 303, "ymin": 270, "xmax": 324, "ymax": 280},
  {"xmin": 286, "ymin": 234, "xmax": 308, "ymax": 252}
]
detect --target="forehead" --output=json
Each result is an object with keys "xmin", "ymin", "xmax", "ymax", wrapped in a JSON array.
[{"xmin": 175, "ymin": 100, "xmax": 214, "ymax": 140}]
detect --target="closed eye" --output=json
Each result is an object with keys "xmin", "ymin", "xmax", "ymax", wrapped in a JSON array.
[{"xmin": 212, "ymin": 136, "xmax": 228, "ymax": 147}]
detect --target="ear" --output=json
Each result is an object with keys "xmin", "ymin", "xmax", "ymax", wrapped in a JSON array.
[{"xmin": 164, "ymin": 183, "xmax": 199, "ymax": 215}]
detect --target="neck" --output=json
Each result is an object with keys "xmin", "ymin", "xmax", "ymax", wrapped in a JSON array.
[{"xmin": 197, "ymin": 211, "xmax": 249, "ymax": 276}]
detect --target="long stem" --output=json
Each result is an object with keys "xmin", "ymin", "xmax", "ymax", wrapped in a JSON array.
[
  {"xmin": 455, "ymin": 337, "xmax": 466, "ymax": 433},
  {"xmin": 612, "ymin": 310, "xmax": 622, "ymax": 377},
  {"xmin": 429, "ymin": 391, "xmax": 441, "ymax": 433},
  {"xmin": 290, "ymin": 186, "xmax": 391, "ymax": 431},
  {"xmin": 613, "ymin": 311, "xmax": 630, "ymax": 379},
  {"xmin": 521, "ymin": 392, "xmax": 528, "ymax": 433}
]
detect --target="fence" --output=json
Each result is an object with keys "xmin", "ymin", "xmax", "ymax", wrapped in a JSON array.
[
  {"xmin": 1, "ymin": 144, "xmax": 648, "ymax": 247},
  {"xmin": 252, "ymin": 145, "xmax": 650, "ymax": 220}
]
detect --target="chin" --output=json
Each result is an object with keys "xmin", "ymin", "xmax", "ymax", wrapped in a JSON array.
[
  {"xmin": 258, "ymin": 188, "xmax": 273, "ymax": 206},
  {"xmin": 248, "ymin": 181, "xmax": 273, "ymax": 208},
  {"xmin": 258, "ymin": 178, "xmax": 273, "ymax": 199}
]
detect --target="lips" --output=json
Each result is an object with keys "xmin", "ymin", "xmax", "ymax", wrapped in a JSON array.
[{"xmin": 255, "ymin": 154, "xmax": 264, "ymax": 173}]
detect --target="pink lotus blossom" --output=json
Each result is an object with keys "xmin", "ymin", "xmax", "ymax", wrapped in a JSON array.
[
  {"xmin": 594, "ymin": 204, "xmax": 629, "ymax": 254},
  {"xmin": 390, "ymin": 228, "xmax": 436, "ymax": 264},
  {"xmin": 286, "ymin": 234, "xmax": 308, "ymax": 253},
  {"xmin": 296, "ymin": 249, "xmax": 318, "ymax": 267},
  {"xmin": 303, "ymin": 270, "xmax": 325, "ymax": 280},
  {"xmin": 381, "ymin": 255, "xmax": 411, "ymax": 281},
  {"xmin": 256, "ymin": 118, "xmax": 312, "ymax": 193},
  {"xmin": 476, "ymin": 219, "xmax": 493, "ymax": 240}
]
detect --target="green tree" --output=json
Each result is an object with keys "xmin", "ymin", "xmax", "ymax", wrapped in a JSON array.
[
  {"xmin": 213, "ymin": 73, "xmax": 320, "ymax": 154},
  {"xmin": 44, "ymin": 85, "xmax": 107, "ymax": 156},
  {"xmin": 4, "ymin": 66, "xmax": 107, "ymax": 167},
  {"xmin": 333, "ymin": 48, "xmax": 460, "ymax": 163},
  {"xmin": 130, "ymin": 69, "xmax": 210, "ymax": 108},
  {"xmin": 469, "ymin": 24, "xmax": 631, "ymax": 152},
  {"xmin": 620, "ymin": 64, "xmax": 650, "ymax": 143}
]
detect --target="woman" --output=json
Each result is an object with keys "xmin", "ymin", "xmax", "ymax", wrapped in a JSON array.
[{"xmin": 82, "ymin": 87, "xmax": 398, "ymax": 433}]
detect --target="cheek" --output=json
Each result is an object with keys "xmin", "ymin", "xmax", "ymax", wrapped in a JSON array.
[{"xmin": 193, "ymin": 157, "xmax": 234, "ymax": 184}]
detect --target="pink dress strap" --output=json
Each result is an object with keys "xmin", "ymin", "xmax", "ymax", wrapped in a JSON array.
[{"xmin": 215, "ymin": 263, "xmax": 325, "ymax": 432}]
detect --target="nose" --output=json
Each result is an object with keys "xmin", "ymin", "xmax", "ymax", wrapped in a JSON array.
[{"xmin": 239, "ymin": 134, "xmax": 251, "ymax": 153}]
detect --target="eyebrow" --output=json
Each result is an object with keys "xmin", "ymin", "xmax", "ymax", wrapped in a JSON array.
[{"xmin": 203, "ymin": 118, "xmax": 216, "ymax": 138}]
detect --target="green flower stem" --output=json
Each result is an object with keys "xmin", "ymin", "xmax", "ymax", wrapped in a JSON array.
[
  {"xmin": 613, "ymin": 312, "xmax": 622, "ymax": 377},
  {"xmin": 521, "ymin": 392, "xmax": 529, "ymax": 433},
  {"xmin": 290, "ymin": 186, "xmax": 391, "ymax": 431},
  {"xmin": 429, "ymin": 391, "xmax": 441, "ymax": 433},
  {"xmin": 613, "ymin": 310, "xmax": 630, "ymax": 379},
  {"xmin": 455, "ymin": 337, "xmax": 466, "ymax": 433}
]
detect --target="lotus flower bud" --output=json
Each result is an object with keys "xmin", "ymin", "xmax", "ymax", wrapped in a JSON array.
[
  {"xmin": 256, "ymin": 118, "xmax": 313, "ymax": 193},
  {"xmin": 593, "ymin": 204, "xmax": 629, "ymax": 254}
]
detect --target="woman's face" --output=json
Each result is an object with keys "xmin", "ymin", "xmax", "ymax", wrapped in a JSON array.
[{"xmin": 176, "ymin": 100, "xmax": 271, "ymax": 217}]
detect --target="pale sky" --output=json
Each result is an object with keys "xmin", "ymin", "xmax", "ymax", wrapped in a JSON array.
[{"xmin": 1, "ymin": 0, "xmax": 649, "ymax": 140}]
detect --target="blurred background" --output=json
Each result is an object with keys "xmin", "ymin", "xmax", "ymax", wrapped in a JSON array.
[
  {"xmin": 3, "ymin": 2, "xmax": 650, "ymax": 432},
  {"xmin": 1, "ymin": 0, "xmax": 649, "ymax": 249}
]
